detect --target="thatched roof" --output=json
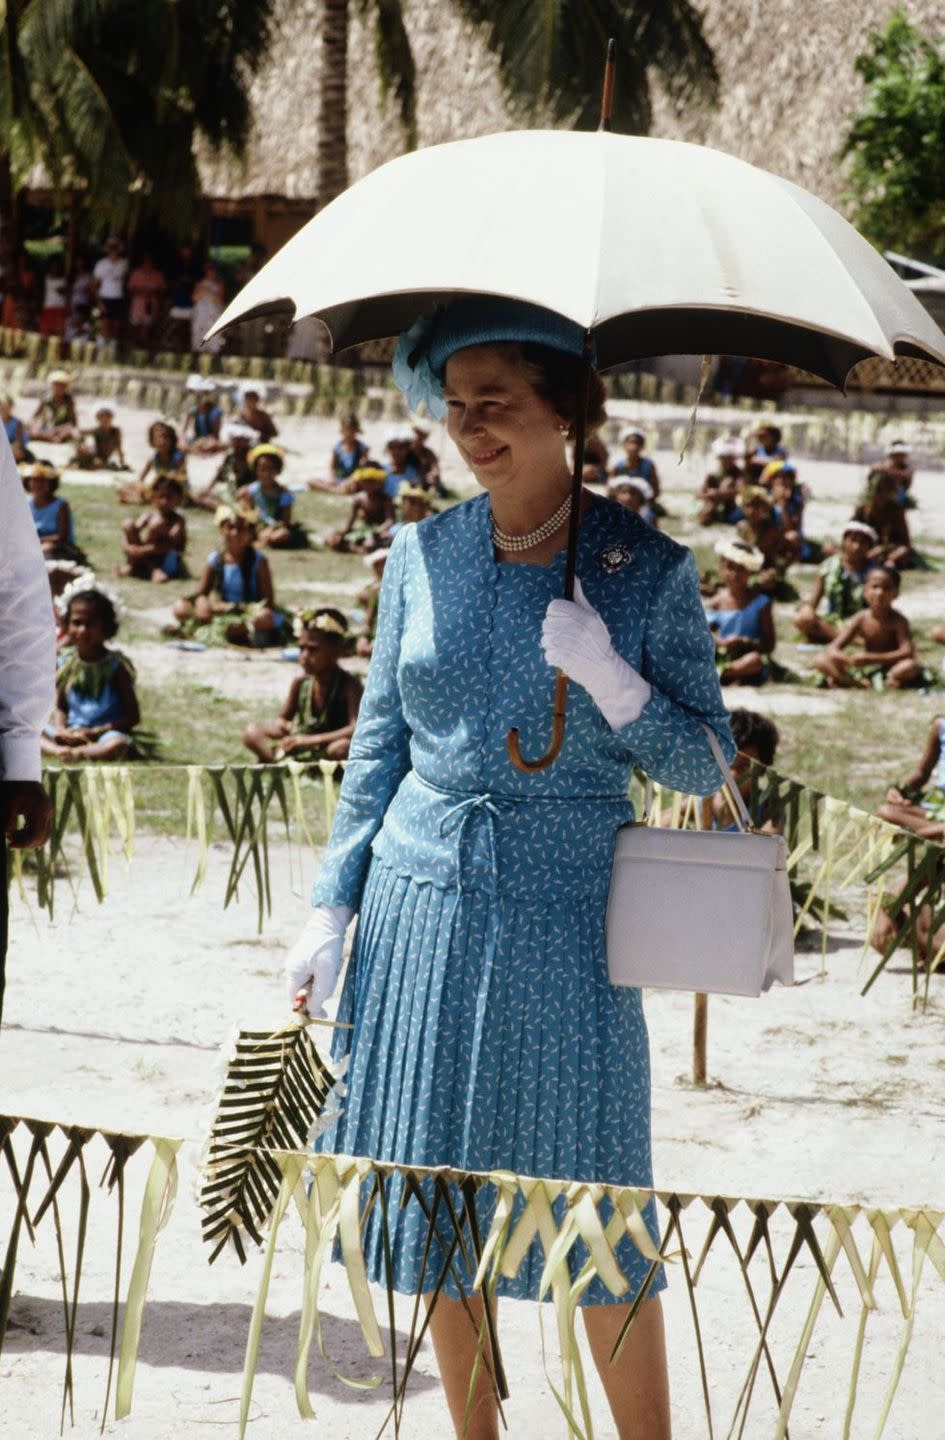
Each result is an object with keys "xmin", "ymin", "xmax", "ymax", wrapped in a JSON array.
[{"xmin": 199, "ymin": 0, "xmax": 945, "ymax": 215}]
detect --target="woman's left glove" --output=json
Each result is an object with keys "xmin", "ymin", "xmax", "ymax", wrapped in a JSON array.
[
  {"xmin": 285, "ymin": 903, "xmax": 354, "ymax": 1017},
  {"xmin": 542, "ymin": 578, "xmax": 652, "ymax": 730}
]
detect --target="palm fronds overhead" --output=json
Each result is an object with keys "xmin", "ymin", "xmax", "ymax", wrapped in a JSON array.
[{"xmin": 198, "ymin": 1021, "xmax": 337, "ymax": 1263}]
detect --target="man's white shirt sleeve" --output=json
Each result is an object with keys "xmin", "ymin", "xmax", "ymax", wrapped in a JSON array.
[{"xmin": 0, "ymin": 430, "xmax": 56, "ymax": 780}]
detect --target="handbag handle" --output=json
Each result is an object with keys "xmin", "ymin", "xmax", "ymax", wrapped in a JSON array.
[{"xmin": 643, "ymin": 725, "xmax": 752, "ymax": 831}]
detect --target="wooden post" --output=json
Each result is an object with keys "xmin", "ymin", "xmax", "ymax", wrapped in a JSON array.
[{"xmin": 693, "ymin": 795, "xmax": 713, "ymax": 1084}]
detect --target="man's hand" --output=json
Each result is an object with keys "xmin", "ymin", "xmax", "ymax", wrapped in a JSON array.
[{"xmin": 1, "ymin": 780, "xmax": 53, "ymax": 850}]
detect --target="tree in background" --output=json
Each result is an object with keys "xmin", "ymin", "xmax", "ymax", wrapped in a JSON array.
[
  {"xmin": 0, "ymin": 0, "xmax": 276, "ymax": 292},
  {"xmin": 316, "ymin": 0, "xmax": 718, "ymax": 208},
  {"xmin": 842, "ymin": 10, "xmax": 945, "ymax": 256}
]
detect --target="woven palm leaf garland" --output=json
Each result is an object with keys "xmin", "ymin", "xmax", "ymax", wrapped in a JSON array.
[
  {"xmin": 198, "ymin": 1018, "xmax": 337, "ymax": 1263},
  {"xmin": 5, "ymin": 1118, "xmax": 945, "ymax": 1440}
]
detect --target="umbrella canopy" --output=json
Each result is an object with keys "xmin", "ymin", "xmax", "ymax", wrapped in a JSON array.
[{"xmin": 209, "ymin": 130, "xmax": 945, "ymax": 385}]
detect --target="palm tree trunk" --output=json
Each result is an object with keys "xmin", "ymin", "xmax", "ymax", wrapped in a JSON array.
[
  {"xmin": 317, "ymin": 0, "xmax": 349, "ymax": 211},
  {"xmin": 0, "ymin": 152, "xmax": 20, "ymax": 318}
]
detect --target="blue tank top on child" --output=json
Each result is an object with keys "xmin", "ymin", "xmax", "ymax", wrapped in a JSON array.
[
  {"xmin": 383, "ymin": 463, "xmax": 421, "ymax": 500},
  {"xmin": 248, "ymin": 480, "xmax": 292, "ymax": 522},
  {"xmin": 193, "ymin": 405, "xmax": 222, "ymax": 439},
  {"xmin": 613, "ymin": 456, "xmax": 655, "ymax": 481},
  {"xmin": 29, "ymin": 495, "xmax": 75, "ymax": 544},
  {"xmin": 209, "ymin": 547, "xmax": 263, "ymax": 603},
  {"xmin": 704, "ymin": 591, "xmax": 770, "ymax": 640},
  {"xmin": 333, "ymin": 439, "xmax": 368, "ymax": 480},
  {"xmin": 66, "ymin": 678, "xmax": 124, "ymax": 731},
  {"xmin": 4, "ymin": 416, "xmax": 27, "ymax": 445}
]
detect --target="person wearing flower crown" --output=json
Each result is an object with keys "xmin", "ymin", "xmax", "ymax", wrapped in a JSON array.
[
  {"xmin": 239, "ymin": 443, "xmax": 305, "ymax": 548},
  {"xmin": 283, "ymin": 296, "xmax": 732, "ymax": 1440},
  {"xmin": 41, "ymin": 578, "xmax": 139, "ymax": 762},
  {"xmin": 242, "ymin": 608, "xmax": 362, "ymax": 763},
  {"xmin": 321, "ymin": 463, "xmax": 394, "ymax": 552},
  {"xmin": 171, "ymin": 503, "xmax": 288, "ymax": 647}
]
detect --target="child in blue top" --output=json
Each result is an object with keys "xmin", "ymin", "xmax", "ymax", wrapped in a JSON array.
[
  {"xmin": 704, "ymin": 537, "xmax": 776, "ymax": 684},
  {"xmin": 182, "ymin": 384, "xmax": 225, "ymax": 454},
  {"xmin": 610, "ymin": 426, "xmax": 660, "ymax": 502},
  {"xmin": 1, "ymin": 393, "xmax": 31, "ymax": 462},
  {"xmin": 382, "ymin": 426, "xmax": 423, "ymax": 500},
  {"xmin": 307, "ymin": 413, "xmax": 370, "ymax": 493},
  {"xmin": 239, "ymin": 444, "xmax": 304, "ymax": 548},
  {"xmin": 23, "ymin": 462, "xmax": 80, "ymax": 561},
  {"xmin": 880, "ymin": 717, "xmax": 945, "ymax": 838},
  {"xmin": 41, "ymin": 579, "xmax": 139, "ymax": 762},
  {"xmin": 171, "ymin": 504, "xmax": 287, "ymax": 647}
]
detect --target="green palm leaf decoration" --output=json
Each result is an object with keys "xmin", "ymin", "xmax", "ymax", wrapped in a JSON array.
[{"xmin": 199, "ymin": 1020, "xmax": 337, "ymax": 1264}]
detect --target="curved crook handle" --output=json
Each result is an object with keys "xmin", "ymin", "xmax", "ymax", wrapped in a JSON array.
[{"xmin": 507, "ymin": 671, "xmax": 569, "ymax": 774}]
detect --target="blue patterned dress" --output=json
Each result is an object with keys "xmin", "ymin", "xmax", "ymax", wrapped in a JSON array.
[{"xmin": 314, "ymin": 492, "xmax": 733, "ymax": 1304}]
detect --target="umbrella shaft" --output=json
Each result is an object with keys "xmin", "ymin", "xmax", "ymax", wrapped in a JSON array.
[{"xmin": 564, "ymin": 333, "xmax": 594, "ymax": 601}]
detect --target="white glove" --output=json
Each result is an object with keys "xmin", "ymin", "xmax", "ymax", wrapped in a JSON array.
[
  {"xmin": 284, "ymin": 903, "xmax": 354, "ymax": 1017},
  {"xmin": 541, "ymin": 578, "xmax": 652, "ymax": 730}
]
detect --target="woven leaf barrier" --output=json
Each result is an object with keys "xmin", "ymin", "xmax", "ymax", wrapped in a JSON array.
[
  {"xmin": 13, "ymin": 760, "xmax": 945, "ymax": 995},
  {"xmin": 2, "ymin": 1116, "xmax": 944, "ymax": 1439}
]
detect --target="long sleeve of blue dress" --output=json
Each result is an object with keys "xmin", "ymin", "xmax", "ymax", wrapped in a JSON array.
[
  {"xmin": 614, "ymin": 547, "xmax": 734, "ymax": 795},
  {"xmin": 313, "ymin": 531, "xmax": 411, "ymax": 909}
]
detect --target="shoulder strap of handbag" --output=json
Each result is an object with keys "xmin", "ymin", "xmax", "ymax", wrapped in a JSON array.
[{"xmin": 643, "ymin": 725, "xmax": 752, "ymax": 831}]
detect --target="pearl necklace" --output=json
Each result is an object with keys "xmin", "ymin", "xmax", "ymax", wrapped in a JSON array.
[{"xmin": 491, "ymin": 493, "xmax": 572, "ymax": 553}]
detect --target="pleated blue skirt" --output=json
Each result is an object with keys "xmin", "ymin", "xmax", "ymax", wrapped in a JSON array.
[{"xmin": 319, "ymin": 856, "xmax": 666, "ymax": 1306}]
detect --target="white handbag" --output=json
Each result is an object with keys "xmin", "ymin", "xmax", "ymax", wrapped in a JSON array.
[{"xmin": 606, "ymin": 728, "xmax": 794, "ymax": 997}]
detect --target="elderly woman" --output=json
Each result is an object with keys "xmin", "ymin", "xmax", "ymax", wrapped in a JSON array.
[{"xmin": 286, "ymin": 298, "xmax": 733, "ymax": 1440}]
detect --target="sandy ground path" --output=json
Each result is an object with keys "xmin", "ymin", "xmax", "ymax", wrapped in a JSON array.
[{"xmin": 2, "ymin": 840, "xmax": 945, "ymax": 1439}]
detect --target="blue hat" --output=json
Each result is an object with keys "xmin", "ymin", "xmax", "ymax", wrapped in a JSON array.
[{"xmin": 392, "ymin": 297, "xmax": 588, "ymax": 420}]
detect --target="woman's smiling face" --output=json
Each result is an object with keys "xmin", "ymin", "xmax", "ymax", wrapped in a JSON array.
[{"xmin": 443, "ymin": 345, "xmax": 566, "ymax": 494}]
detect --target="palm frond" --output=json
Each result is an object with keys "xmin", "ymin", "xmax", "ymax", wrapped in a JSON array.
[
  {"xmin": 198, "ymin": 1022, "xmax": 336, "ymax": 1264},
  {"xmin": 454, "ymin": 0, "xmax": 718, "ymax": 134}
]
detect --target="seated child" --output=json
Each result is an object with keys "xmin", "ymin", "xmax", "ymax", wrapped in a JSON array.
[
  {"xmin": 181, "ymin": 381, "xmax": 225, "ymax": 454},
  {"xmin": 795, "ymin": 521, "xmax": 876, "ymax": 644},
  {"xmin": 41, "ymin": 578, "xmax": 139, "ymax": 762},
  {"xmin": 766, "ymin": 462, "xmax": 810, "ymax": 563},
  {"xmin": 23, "ymin": 462, "xmax": 82, "ymax": 562},
  {"xmin": 355, "ymin": 548, "xmax": 389, "ymax": 658},
  {"xmin": 868, "ymin": 857, "xmax": 945, "ymax": 972},
  {"xmin": 708, "ymin": 708, "xmax": 781, "ymax": 830},
  {"xmin": 237, "ymin": 385, "xmax": 278, "ymax": 443},
  {"xmin": 120, "ymin": 476, "xmax": 187, "ymax": 582},
  {"xmin": 323, "ymin": 464, "xmax": 394, "ymax": 552},
  {"xmin": 746, "ymin": 422, "xmax": 787, "ymax": 481},
  {"xmin": 120, "ymin": 420, "xmax": 189, "ymax": 505},
  {"xmin": 610, "ymin": 426, "xmax": 660, "ymax": 501},
  {"xmin": 239, "ymin": 444, "xmax": 304, "ymax": 548},
  {"xmin": 704, "ymin": 538, "xmax": 775, "ymax": 685},
  {"xmin": 813, "ymin": 565, "xmax": 919, "ymax": 689},
  {"xmin": 410, "ymin": 421, "xmax": 444, "ymax": 494},
  {"xmin": 577, "ymin": 430, "xmax": 609, "ymax": 487},
  {"xmin": 31, "ymin": 370, "xmax": 78, "ymax": 443},
  {"xmin": 853, "ymin": 469, "xmax": 916, "ymax": 569},
  {"xmin": 878, "ymin": 717, "xmax": 945, "ymax": 840},
  {"xmin": 609, "ymin": 475, "xmax": 656, "ymax": 527},
  {"xmin": 383, "ymin": 426, "xmax": 424, "ymax": 500},
  {"xmin": 172, "ymin": 504, "xmax": 287, "ymax": 648},
  {"xmin": 698, "ymin": 437, "xmax": 745, "ymax": 525},
  {"xmin": 884, "ymin": 439, "xmax": 914, "ymax": 508},
  {"xmin": 1, "ymin": 393, "xmax": 32, "ymax": 462},
  {"xmin": 243, "ymin": 608, "xmax": 363, "ymax": 763},
  {"xmin": 309, "ymin": 412, "xmax": 369, "ymax": 492},
  {"xmin": 195, "ymin": 421, "xmax": 258, "ymax": 511},
  {"xmin": 73, "ymin": 402, "xmax": 128, "ymax": 470},
  {"xmin": 381, "ymin": 483, "xmax": 435, "ymax": 542},
  {"xmin": 737, "ymin": 486, "xmax": 789, "ymax": 592},
  {"xmin": 45, "ymin": 559, "xmax": 93, "ymax": 649}
]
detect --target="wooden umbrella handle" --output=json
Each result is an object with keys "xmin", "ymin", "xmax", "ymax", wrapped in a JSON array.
[{"xmin": 507, "ymin": 671, "xmax": 569, "ymax": 773}]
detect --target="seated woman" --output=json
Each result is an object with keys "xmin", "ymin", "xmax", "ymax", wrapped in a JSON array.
[
  {"xmin": 119, "ymin": 419, "xmax": 189, "ymax": 505},
  {"xmin": 854, "ymin": 469, "xmax": 916, "ymax": 569},
  {"xmin": 23, "ymin": 462, "xmax": 83, "ymax": 563},
  {"xmin": 171, "ymin": 504, "xmax": 288, "ymax": 647},
  {"xmin": 878, "ymin": 717, "xmax": 945, "ymax": 840},
  {"xmin": 308, "ymin": 412, "xmax": 369, "ymax": 492},
  {"xmin": 181, "ymin": 381, "xmax": 225, "ymax": 454},
  {"xmin": 72, "ymin": 402, "xmax": 128, "ymax": 470},
  {"xmin": 795, "ymin": 521, "xmax": 875, "ymax": 644},
  {"xmin": 31, "ymin": 370, "xmax": 78, "ymax": 443},
  {"xmin": 1, "ymin": 393, "xmax": 32, "ymax": 462},
  {"xmin": 239, "ymin": 444, "xmax": 305, "ymax": 548},
  {"xmin": 243, "ymin": 608, "xmax": 363, "ymax": 763},
  {"xmin": 41, "ymin": 578, "xmax": 139, "ymax": 762},
  {"xmin": 704, "ymin": 537, "xmax": 776, "ymax": 685},
  {"xmin": 194, "ymin": 421, "xmax": 258, "ymax": 511},
  {"xmin": 322, "ymin": 464, "xmax": 394, "ymax": 552},
  {"xmin": 120, "ymin": 475, "xmax": 187, "ymax": 583},
  {"xmin": 813, "ymin": 565, "xmax": 919, "ymax": 689}
]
